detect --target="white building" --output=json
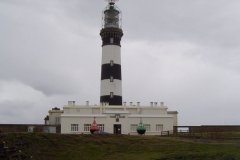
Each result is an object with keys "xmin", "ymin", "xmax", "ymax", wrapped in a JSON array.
[
  {"xmin": 45, "ymin": 107, "xmax": 63, "ymax": 126},
  {"xmin": 59, "ymin": 101, "xmax": 177, "ymax": 135}
]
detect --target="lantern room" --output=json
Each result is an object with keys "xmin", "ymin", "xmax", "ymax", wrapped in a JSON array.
[{"xmin": 102, "ymin": 0, "xmax": 122, "ymax": 29}]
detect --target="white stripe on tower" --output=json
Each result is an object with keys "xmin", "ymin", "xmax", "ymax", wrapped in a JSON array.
[
  {"xmin": 100, "ymin": 79, "xmax": 122, "ymax": 96},
  {"xmin": 102, "ymin": 46, "xmax": 121, "ymax": 65},
  {"xmin": 100, "ymin": 1, "xmax": 123, "ymax": 105}
]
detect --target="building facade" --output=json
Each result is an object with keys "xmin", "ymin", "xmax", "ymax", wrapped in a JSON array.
[
  {"xmin": 45, "ymin": 107, "xmax": 63, "ymax": 126},
  {"xmin": 60, "ymin": 101, "xmax": 177, "ymax": 135}
]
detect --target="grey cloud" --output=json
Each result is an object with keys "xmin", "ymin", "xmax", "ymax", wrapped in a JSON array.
[
  {"xmin": 0, "ymin": 0, "xmax": 101, "ymax": 95},
  {"xmin": 0, "ymin": 100, "xmax": 43, "ymax": 124},
  {"xmin": 122, "ymin": 0, "xmax": 240, "ymax": 47}
]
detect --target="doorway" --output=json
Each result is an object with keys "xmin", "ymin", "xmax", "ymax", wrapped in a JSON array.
[{"xmin": 113, "ymin": 124, "xmax": 121, "ymax": 134}]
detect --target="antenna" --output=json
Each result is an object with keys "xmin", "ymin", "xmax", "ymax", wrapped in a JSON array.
[{"xmin": 106, "ymin": 0, "xmax": 119, "ymax": 4}]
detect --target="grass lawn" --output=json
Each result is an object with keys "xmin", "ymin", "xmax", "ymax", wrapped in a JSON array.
[{"xmin": 1, "ymin": 133, "xmax": 240, "ymax": 160}]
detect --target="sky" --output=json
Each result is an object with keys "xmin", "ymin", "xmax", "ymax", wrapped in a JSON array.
[{"xmin": 0, "ymin": 0, "xmax": 240, "ymax": 125}]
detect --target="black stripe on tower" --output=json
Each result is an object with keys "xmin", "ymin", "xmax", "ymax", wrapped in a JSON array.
[
  {"xmin": 100, "ymin": 28, "xmax": 123, "ymax": 46},
  {"xmin": 100, "ymin": 95, "xmax": 122, "ymax": 105},
  {"xmin": 101, "ymin": 64, "xmax": 121, "ymax": 80}
]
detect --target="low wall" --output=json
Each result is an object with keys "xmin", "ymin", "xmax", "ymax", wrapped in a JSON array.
[
  {"xmin": 0, "ymin": 124, "xmax": 60, "ymax": 133},
  {"xmin": 174, "ymin": 125, "xmax": 240, "ymax": 135}
]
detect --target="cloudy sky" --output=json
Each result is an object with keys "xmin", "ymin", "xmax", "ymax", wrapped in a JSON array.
[{"xmin": 0, "ymin": 0, "xmax": 240, "ymax": 125}]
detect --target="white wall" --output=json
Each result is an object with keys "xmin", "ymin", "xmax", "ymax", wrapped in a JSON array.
[
  {"xmin": 48, "ymin": 110, "xmax": 63, "ymax": 125},
  {"xmin": 61, "ymin": 105, "xmax": 177, "ymax": 135}
]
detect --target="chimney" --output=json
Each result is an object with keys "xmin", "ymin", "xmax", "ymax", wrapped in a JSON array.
[
  {"xmin": 160, "ymin": 102, "xmax": 164, "ymax": 107},
  {"xmin": 86, "ymin": 101, "xmax": 89, "ymax": 106},
  {"xmin": 150, "ymin": 102, "xmax": 153, "ymax": 107},
  {"xmin": 68, "ymin": 101, "xmax": 75, "ymax": 106},
  {"xmin": 123, "ymin": 102, "xmax": 127, "ymax": 106},
  {"xmin": 137, "ymin": 102, "xmax": 140, "ymax": 106}
]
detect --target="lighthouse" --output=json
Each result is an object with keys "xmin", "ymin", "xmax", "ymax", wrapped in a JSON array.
[
  {"xmin": 100, "ymin": 0, "xmax": 123, "ymax": 105},
  {"xmin": 47, "ymin": 0, "xmax": 178, "ymax": 136}
]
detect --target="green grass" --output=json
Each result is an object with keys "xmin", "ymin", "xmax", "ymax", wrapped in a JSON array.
[{"xmin": 1, "ymin": 133, "xmax": 240, "ymax": 160}]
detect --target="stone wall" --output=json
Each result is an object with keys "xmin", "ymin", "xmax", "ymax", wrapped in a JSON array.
[{"xmin": 0, "ymin": 124, "xmax": 60, "ymax": 133}]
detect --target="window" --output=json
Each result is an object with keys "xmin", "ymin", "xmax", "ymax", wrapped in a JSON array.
[
  {"xmin": 130, "ymin": 124, "xmax": 138, "ymax": 132},
  {"xmin": 156, "ymin": 124, "xmax": 163, "ymax": 132},
  {"xmin": 116, "ymin": 114, "xmax": 120, "ymax": 122},
  {"xmin": 71, "ymin": 124, "xmax": 78, "ymax": 132},
  {"xmin": 97, "ymin": 124, "xmax": 105, "ymax": 131},
  {"xmin": 110, "ymin": 76, "xmax": 114, "ymax": 82},
  {"xmin": 144, "ymin": 124, "xmax": 151, "ymax": 131},
  {"xmin": 110, "ymin": 92, "xmax": 114, "ymax": 98},
  {"xmin": 110, "ymin": 37, "xmax": 114, "ymax": 44},
  {"xmin": 110, "ymin": 60, "xmax": 114, "ymax": 66},
  {"xmin": 55, "ymin": 117, "xmax": 60, "ymax": 125},
  {"xmin": 84, "ymin": 124, "xmax": 91, "ymax": 132}
]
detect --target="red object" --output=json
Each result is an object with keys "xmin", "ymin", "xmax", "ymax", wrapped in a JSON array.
[{"xmin": 90, "ymin": 117, "xmax": 99, "ymax": 134}]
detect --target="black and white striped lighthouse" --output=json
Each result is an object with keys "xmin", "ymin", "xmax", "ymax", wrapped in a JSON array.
[{"xmin": 100, "ymin": 0, "xmax": 123, "ymax": 105}]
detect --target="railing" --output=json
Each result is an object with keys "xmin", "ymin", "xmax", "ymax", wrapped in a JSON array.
[{"xmin": 161, "ymin": 130, "xmax": 174, "ymax": 136}]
